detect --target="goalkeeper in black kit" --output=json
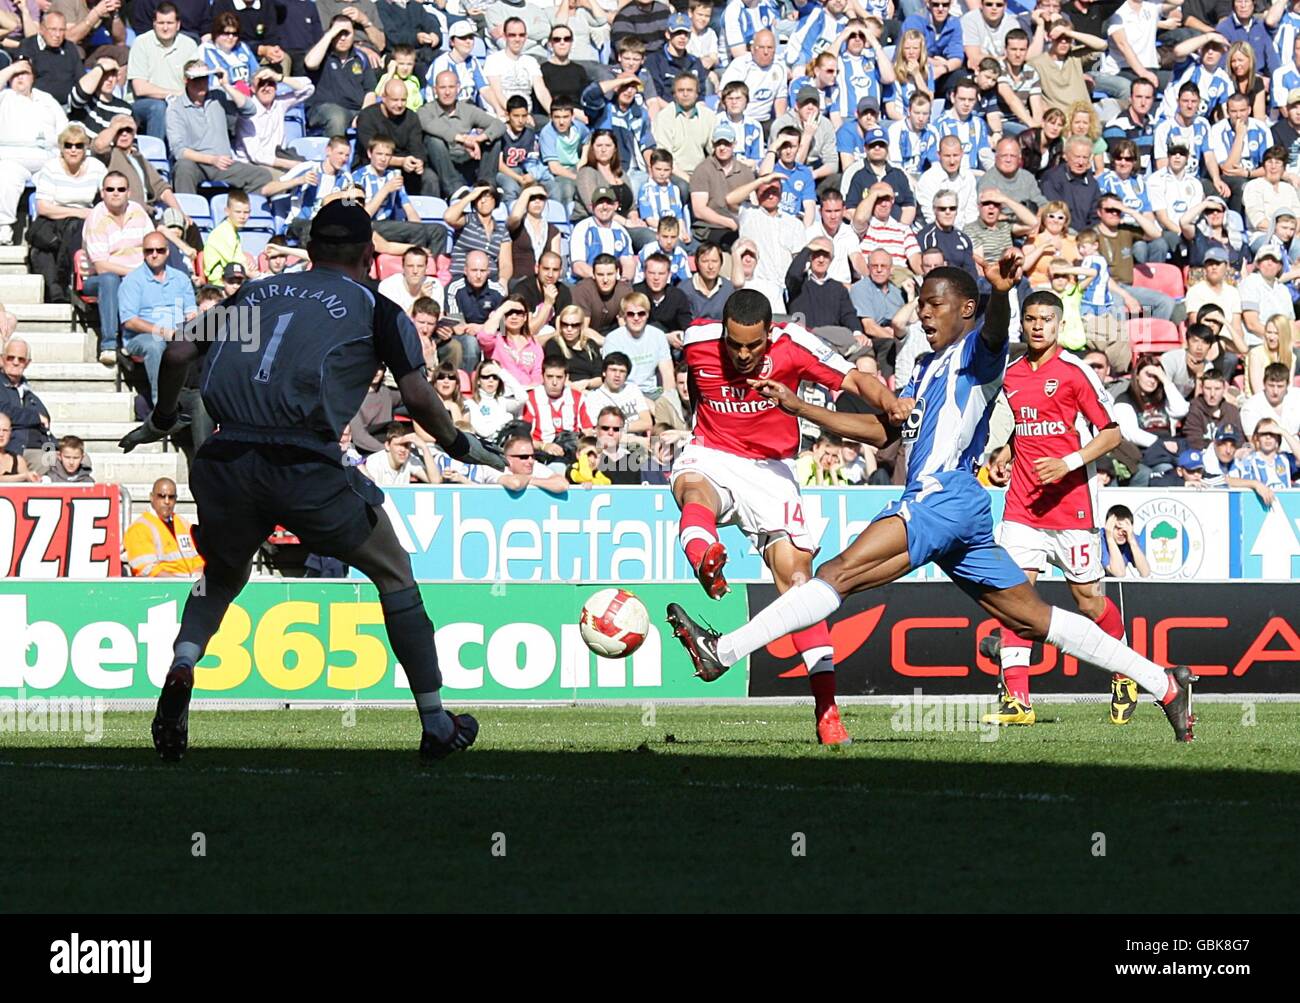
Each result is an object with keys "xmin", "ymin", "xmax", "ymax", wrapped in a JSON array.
[{"xmin": 121, "ymin": 198, "xmax": 505, "ymax": 762}]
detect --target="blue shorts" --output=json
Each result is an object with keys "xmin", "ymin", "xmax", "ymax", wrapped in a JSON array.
[
  {"xmin": 1080, "ymin": 300, "xmax": 1115, "ymax": 317},
  {"xmin": 871, "ymin": 469, "xmax": 1028, "ymax": 593}
]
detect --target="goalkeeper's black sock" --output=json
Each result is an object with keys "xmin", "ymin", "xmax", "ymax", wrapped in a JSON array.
[
  {"xmin": 381, "ymin": 587, "xmax": 453, "ymax": 740},
  {"xmin": 172, "ymin": 570, "xmax": 246, "ymax": 673}
]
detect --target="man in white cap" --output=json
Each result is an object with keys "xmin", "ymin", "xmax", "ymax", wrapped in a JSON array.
[
  {"xmin": 1238, "ymin": 240, "xmax": 1299, "ymax": 347},
  {"xmin": 165, "ymin": 60, "xmax": 288, "ymax": 195}
]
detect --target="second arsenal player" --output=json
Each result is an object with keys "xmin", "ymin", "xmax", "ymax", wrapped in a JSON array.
[
  {"xmin": 981, "ymin": 289, "xmax": 1135, "ymax": 727},
  {"xmin": 669, "ymin": 289, "xmax": 903, "ymax": 745}
]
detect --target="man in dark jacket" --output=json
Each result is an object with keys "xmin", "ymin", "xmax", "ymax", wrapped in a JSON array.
[
  {"xmin": 355, "ymin": 78, "xmax": 434, "ymax": 194},
  {"xmin": 0, "ymin": 339, "xmax": 54, "ymax": 469},
  {"xmin": 634, "ymin": 252, "xmax": 691, "ymax": 345},
  {"xmin": 784, "ymin": 238, "xmax": 860, "ymax": 357},
  {"xmin": 1040, "ymin": 136, "xmax": 1101, "ymax": 232}
]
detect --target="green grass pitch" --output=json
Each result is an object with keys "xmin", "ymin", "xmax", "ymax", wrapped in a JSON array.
[{"xmin": 4, "ymin": 703, "xmax": 1300, "ymax": 912}]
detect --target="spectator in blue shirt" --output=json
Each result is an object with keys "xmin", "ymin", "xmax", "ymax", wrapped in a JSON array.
[
  {"xmin": 768, "ymin": 126, "xmax": 818, "ymax": 226},
  {"xmin": 118, "ymin": 231, "xmax": 198, "ymax": 404},
  {"xmin": 645, "ymin": 14, "xmax": 705, "ymax": 116},
  {"xmin": 582, "ymin": 75, "xmax": 657, "ymax": 191},
  {"xmin": 900, "ymin": 0, "xmax": 966, "ymax": 99},
  {"xmin": 538, "ymin": 97, "xmax": 592, "ymax": 213},
  {"xmin": 1216, "ymin": 0, "xmax": 1281, "ymax": 77}
]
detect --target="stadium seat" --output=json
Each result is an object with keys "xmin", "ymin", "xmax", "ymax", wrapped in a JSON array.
[
  {"xmin": 410, "ymin": 195, "xmax": 448, "ymax": 223},
  {"xmin": 1128, "ymin": 317, "xmax": 1183, "ymax": 359},
  {"xmin": 289, "ymin": 136, "xmax": 328, "ymax": 162},
  {"xmin": 1133, "ymin": 262, "xmax": 1185, "ymax": 301},
  {"xmin": 137, "ymin": 134, "xmax": 169, "ymax": 180},
  {"xmin": 176, "ymin": 192, "xmax": 213, "ymax": 230},
  {"xmin": 703, "ymin": 94, "xmax": 718, "ymax": 110},
  {"xmin": 544, "ymin": 198, "xmax": 571, "ymax": 233},
  {"xmin": 241, "ymin": 230, "xmax": 272, "ymax": 259}
]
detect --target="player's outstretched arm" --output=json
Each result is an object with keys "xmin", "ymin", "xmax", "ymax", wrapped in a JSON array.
[
  {"xmin": 980, "ymin": 248, "xmax": 1024, "ymax": 354},
  {"xmin": 749, "ymin": 378, "xmax": 891, "ymax": 446},
  {"xmin": 398, "ymin": 370, "xmax": 506, "ymax": 469},
  {"xmin": 840, "ymin": 368, "xmax": 908, "ymax": 423}
]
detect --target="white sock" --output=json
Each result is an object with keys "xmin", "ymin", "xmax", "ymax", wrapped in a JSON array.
[
  {"xmin": 802, "ymin": 648, "xmax": 835, "ymax": 673},
  {"xmin": 717, "ymin": 578, "xmax": 842, "ymax": 667},
  {"xmin": 1046, "ymin": 607, "xmax": 1169, "ymax": 698}
]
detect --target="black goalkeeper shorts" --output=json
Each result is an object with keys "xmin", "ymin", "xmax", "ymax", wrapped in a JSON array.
[{"xmin": 188, "ymin": 438, "xmax": 383, "ymax": 570}]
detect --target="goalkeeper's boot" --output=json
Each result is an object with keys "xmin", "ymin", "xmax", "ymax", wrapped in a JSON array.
[
  {"xmin": 816, "ymin": 704, "xmax": 852, "ymax": 746},
  {"xmin": 1158, "ymin": 666, "xmax": 1198, "ymax": 743},
  {"xmin": 980, "ymin": 692, "xmax": 1037, "ymax": 727},
  {"xmin": 693, "ymin": 541, "xmax": 729, "ymax": 600},
  {"xmin": 151, "ymin": 664, "xmax": 194, "ymax": 762},
  {"xmin": 666, "ymin": 603, "xmax": 728, "ymax": 681},
  {"xmin": 1109, "ymin": 674, "xmax": 1139, "ymax": 726},
  {"xmin": 419, "ymin": 713, "xmax": 480, "ymax": 761}
]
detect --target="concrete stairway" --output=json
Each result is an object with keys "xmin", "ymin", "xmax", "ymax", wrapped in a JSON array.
[{"xmin": 7, "ymin": 257, "xmax": 193, "ymax": 520}]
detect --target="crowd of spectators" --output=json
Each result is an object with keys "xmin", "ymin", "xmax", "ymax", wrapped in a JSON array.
[{"xmin": 0, "ymin": 0, "xmax": 1298, "ymax": 495}]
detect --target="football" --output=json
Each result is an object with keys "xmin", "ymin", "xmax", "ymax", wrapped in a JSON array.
[{"xmin": 579, "ymin": 588, "xmax": 650, "ymax": 658}]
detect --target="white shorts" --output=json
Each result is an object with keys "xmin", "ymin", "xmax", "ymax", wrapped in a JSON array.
[
  {"xmin": 669, "ymin": 442, "xmax": 817, "ymax": 554},
  {"xmin": 996, "ymin": 520, "xmax": 1102, "ymax": 583}
]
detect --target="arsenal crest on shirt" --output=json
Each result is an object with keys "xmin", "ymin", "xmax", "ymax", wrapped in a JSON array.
[{"xmin": 1044, "ymin": 378, "xmax": 1059, "ymax": 397}]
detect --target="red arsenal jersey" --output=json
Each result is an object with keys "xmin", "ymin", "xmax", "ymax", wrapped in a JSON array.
[
  {"xmin": 684, "ymin": 321, "xmax": 852, "ymax": 461},
  {"xmin": 523, "ymin": 386, "xmax": 591, "ymax": 444},
  {"xmin": 1003, "ymin": 348, "xmax": 1117, "ymax": 530}
]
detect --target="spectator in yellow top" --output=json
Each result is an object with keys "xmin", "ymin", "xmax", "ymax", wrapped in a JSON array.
[
  {"xmin": 201, "ymin": 187, "xmax": 258, "ymax": 282},
  {"xmin": 124, "ymin": 477, "xmax": 204, "ymax": 577}
]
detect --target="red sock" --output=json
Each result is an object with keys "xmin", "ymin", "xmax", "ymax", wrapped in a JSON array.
[
  {"xmin": 1093, "ymin": 596, "xmax": 1126, "ymax": 641},
  {"xmin": 808, "ymin": 671, "xmax": 836, "ymax": 716},
  {"xmin": 1000, "ymin": 628, "xmax": 1034, "ymax": 705},
  {"xmin": 1092, "ymin": 597, "xmax": 1133, "ymax": 686},
  {"xmin": 792, "ymin": 623, "xmax": 835, "ymax": 714},
  {"xmin": 678, "ymin": 503, "xmax": 718, "ymax": 568}
]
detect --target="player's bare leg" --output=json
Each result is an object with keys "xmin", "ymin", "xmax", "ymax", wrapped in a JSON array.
[
  {"xmin": 765, "ymin": 537, "xmax": 848, "ymax": 745},
  {"xmin": 342, "ymin": 511, "xmax": 478, "ymax": 760},
  {"xmin": 974, "ymin": 583, "xmax": 1196, "ymax": 742},
  {"xmin": 672, "ymin": 474, "xmax": 729, "ymax": 599}
]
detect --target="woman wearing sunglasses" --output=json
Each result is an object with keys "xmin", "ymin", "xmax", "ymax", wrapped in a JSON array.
[
  {"xmin": 30, "ymin": 123, "xmax": 107, "ymax": 304},
  {"xmin": 467, "ymin": 360, "xmax": 525, "ymax": 443},
  {"xmin": 1025, "ymin": 200, "xmax": 1077, "ymax": 287},
  {"xmin": 477, "ymin": 293, "xmax": 544, "ymax": 393},
  {"xmin": 542, "ymin": 304, "xmax": 605, "ymax": 389}
]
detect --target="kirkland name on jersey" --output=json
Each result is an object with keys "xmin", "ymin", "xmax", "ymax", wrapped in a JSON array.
[{"xmin": 684, "ymin": 320, "xmax": 851, "ymax": 461}]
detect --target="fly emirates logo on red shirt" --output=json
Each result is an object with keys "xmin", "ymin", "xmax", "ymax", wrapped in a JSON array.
[{"xmin": 1012, "ymin": 403, "xmax": 1069, "ymax": 438}]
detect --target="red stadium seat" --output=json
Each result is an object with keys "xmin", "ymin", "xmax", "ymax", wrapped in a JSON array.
[
  {"xmin": 1128, "ymin": 317, "xmax": 1183, "ymax": 362},
  {"xmin": 1132, "ymin": 262, "xmax": 1185, "ymax": 300}
]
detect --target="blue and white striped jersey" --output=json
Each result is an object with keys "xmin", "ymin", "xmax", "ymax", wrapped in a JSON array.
[
  {"xmin": 1081, "ymin": 253, "xmax": 1114, "ymax": 309},
  {"xmin": 637, "ymin": 180, "xmax": 690, "ymax": 228},
  {"xmin": 784, "ymin": 5, "xmax": 848, "ymax": 66},
  {"xmin": 426, "ymin": 53, "xmax": 486, "ymax": 105},
  {"xmin": 280, "ymin": 160, "xmax": 353, "ymax": 225},
  {"xmin": 887, "ymin": 119, "xmax": 939, "ymax": 175},
  {"xmin": 835, "ymin": 52, "xmax": 882, "ymax": 117},
  {"xmin": 723, "ymin": 0, "xmax": 781, "ymax": 52},
  {"xmin": 569, "ymin": 217, "xmax": 634, "ymax": 276},
  {"xmin": 1159, "ymin": 63, "xmax": 1231, "ymax": 121},
  {"xmin": 354, "ymin": 165, "xmax": 410, "ymax": 221},
  {"xmin": 1097, "ymin": 171, "xmax": 1151, "ymax": 214},
  {"xmin": 787, "ymin": 73, "xmax": 841, "ymax": 115},
  {"xmin": 1230, "ymin": 451, "xmax": 1294, "ymax": 487},
  {"xmin": 1207, "ymin": 118, "xmax": 1274, "ymax": 172},
  {"xmin": 933, "ymin": 110, "xmax": 990, "ymax": 172},
  {"xmin": 1153, "ymin": 115, "xmax": 1212, "ymax": 176},
  {"xmin": 897, "ymin": 323, "xmax": 1008, "ymax": 487}
]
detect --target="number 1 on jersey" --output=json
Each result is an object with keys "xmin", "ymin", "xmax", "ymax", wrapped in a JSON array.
[{"xmin": 254, "ymin": 312, "xmax": 293, "ymax": 384}]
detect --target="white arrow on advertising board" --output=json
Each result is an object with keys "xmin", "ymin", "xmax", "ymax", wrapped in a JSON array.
[
  {"xmin": 409, "ymin": 490, "xmax": 442, "ymax": 551},
  {"xmin": 1248, "ymin": 503, "xmax": 1300, "ymax": 579}
]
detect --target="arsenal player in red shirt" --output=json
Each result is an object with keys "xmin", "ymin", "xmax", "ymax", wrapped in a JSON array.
[
  {"xmin": 668, "ymin": 288, "xmax": 904, "ymax": 745},
  {"xmin": 981, "ymin": 289, "xmax": 1136, "ymax": 727}
]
